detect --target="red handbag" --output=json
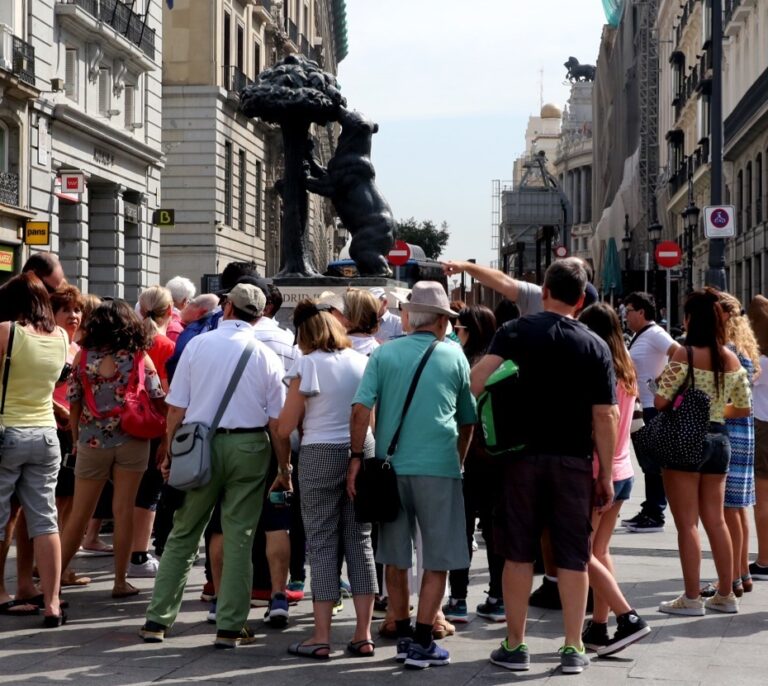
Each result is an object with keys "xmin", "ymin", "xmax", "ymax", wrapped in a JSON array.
[{"xmin": 80, "ymin": 351, "xmax": 166, "ymax": 440}]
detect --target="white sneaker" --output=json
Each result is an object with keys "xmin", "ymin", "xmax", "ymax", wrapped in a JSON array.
[
  {"xmin": 128, "ymin": 554, "xmax": 160, "ymax": 578},
  {"xmin": 658, "ymin": 593, "xmax": 705, "ymax": 616},
  {"xmin": 704, "ymin": 591, "xmax": 738, "ymax": 614}
]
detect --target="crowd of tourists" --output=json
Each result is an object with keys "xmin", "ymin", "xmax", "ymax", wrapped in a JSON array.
[{"xmin": 0, "ymin": 250, "xmax": 765, "ymax": 675}]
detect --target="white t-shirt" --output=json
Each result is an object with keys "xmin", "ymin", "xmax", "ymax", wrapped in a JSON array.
[
  {"xmin": 753, "ymin": 355, "xmax": 768, "ymax": 422},
  {"xmin": 284, "ymin": 348, "xmax": 369, "ymax": 444},
  {"xmin": 629, "ymin": 323, "xmax": 677, "ymax": 407}
]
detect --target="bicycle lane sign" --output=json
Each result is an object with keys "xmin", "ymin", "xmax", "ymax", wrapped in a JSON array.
[{"xmin": 704, "ymin": 205, "xmax": 736, "ymax": 238}]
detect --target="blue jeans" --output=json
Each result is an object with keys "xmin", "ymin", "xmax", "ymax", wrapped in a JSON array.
[{"xmin": 637, "ymin": 407, "xmax": 666, "ymax": 521}]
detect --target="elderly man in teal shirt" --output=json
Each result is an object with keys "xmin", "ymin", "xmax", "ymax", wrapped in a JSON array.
[{"xmin": 348, "ymin": 281, "xmax": 476, "ymax": 670}]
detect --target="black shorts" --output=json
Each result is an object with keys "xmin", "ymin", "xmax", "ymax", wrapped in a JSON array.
[
  {"xmin": 665, "ymin": 425, "xmax": 731, "ymax": 475},
  {"xmin": 495, "ymin": 454, "xmax": 593, "ymax": 572}
]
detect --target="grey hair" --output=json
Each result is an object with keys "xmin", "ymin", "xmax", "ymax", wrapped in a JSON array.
[
  {"xmin": 190, "ymin": 293, "xmax": 219, "ymax": 314},
  {"xmin": 407, "ymin": 311, "xmax": 441, "ymax": 329},
  {"xmin": 165, "ymin": 275, "xmax": 196, "ymax": 306}
]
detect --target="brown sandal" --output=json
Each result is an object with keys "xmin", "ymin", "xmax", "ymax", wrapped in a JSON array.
[
  {"xmin": 112, "ymin": 583, "xmax": 140, "ymax": 599},
  {"xmin": 62, "ymin": 570, "xmax": 92, "ymax": 587},
  {"xmin": 432, "ymin": 615, "xmax": 455, "ymax": 639}
]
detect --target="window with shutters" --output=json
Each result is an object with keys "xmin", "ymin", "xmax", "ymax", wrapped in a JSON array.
[
  {"xmin": 238, "ymin": 149, "xmax": 246, "ymax": 231},
  {"xmin": 98, "ymin": 67, "xmax": 111, "ymax": 115},
  {"xmin": 224, "ymin": 141, "xmax": 233, "ymax": 225},
  {"xmin": 124, "ymin": 85, "xmax": 135, "ymax": 129},
  {"xmin": 65, "ymin": 49, "xmax": 78, "ymax": 101},
  {"xmin": 255, "ymin": 160, "xmax": 262, "ymax": 237},
  {"xmin": 254, "ymin": 41, "xmax": 261, "ymax": 77}
]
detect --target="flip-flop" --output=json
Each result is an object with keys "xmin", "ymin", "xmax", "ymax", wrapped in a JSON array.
[
  {"xmin": 347, "ymin": 638, "xmax": 375, "ymax": 657},
  {"xmin": 287, "ymin": 641, "xmax": 331, "ymax": 660},
  {"xmin": 79, "ymin": 544, "xmax": 114, "ymax": 556},
  {"xmin": 16, "ymin": 594, "xmax": 69, "ymax": 610},
  {"xmin": 0, "ymin": 599, "xmax": 40, "ymax": 616},
  {"xmin": 112, "ymin": 585, "xmax": 140, "ymax": 599},
  {"xmin": 61, "ymin": 571, "xmax": 92, "ymax": 587}
]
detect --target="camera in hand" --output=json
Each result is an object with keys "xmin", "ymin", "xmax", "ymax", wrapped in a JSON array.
[{"xmin": 268, "ymin": 490, "xmax": 293, "ymax": 507}]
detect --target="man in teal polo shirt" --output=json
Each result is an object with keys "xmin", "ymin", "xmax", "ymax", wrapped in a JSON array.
[{"xmin": 348, "ymin": 281, "xmax": 476, "ymax": 670}]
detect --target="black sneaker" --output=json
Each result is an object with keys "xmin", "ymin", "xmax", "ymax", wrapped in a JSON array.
[
  {"xmin": 620, "ymin": 511, "xmax": 644, "ymax": 527},
  {"xmin": 139, "ymin": 620, "xmax": 167, "ymax": 643},
  {"xmin": 529, "ymin": 577, "xmax": 561, "ymax": 609},
  {"xmin": 625, "ymin": 515, "xmax": 664, "ymax": 533},
  {"xmin": 596, "ymin": 611, "xmax": 651, "ymax": 657},
  {"xmin": 581, "ymin": 620, "xmax": 608, "ymax": 652},
  {"xmin": 748, "ymin": 561, "xmax": 768, "ymax": 580}
]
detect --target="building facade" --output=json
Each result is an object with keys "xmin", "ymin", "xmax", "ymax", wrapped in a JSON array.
[
  {"xmin": 20, "ymin": 0, "xmax": 165, "ymax": 300},
  {"xmin": 0, "ymin": 3, "xmax": 40, "ymax": 284},
  {"xmin": 555, "ymin": 82, "xmax": 594, "ymax": 261},
  {"xmin": 160, "ymin": 0, "xmax": 347, "ymax": 289},
  {"xmin": 722, "ymin": 0, "xmax": 768, "ymax": 303}
]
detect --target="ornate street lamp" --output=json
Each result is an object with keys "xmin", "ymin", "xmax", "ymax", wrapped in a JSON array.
[
  {"xmin": 682, "ymin": 175, "xmax": 700, "ymax": 294},
  {"xmin": 648, "ymin": 217, "xmax": 663, "ymax": 299}
]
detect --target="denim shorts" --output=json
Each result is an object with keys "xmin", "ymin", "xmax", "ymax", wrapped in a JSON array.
[
  {"xmin": 613, "ymin": 476, "xmax": 634, "ymax": 502},
  {"xmin": 0, "ymin": 427, "xmax": 61, "ymax": 539}
]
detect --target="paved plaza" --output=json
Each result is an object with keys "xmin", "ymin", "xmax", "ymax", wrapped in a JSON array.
[{"xmin": 1, "ymin": 468, "xmax": 766, "ymax": 685}]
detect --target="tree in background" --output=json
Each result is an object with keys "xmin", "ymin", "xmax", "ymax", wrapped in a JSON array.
[{"xmin": 395, "ymin": 218, "xmax": 450, "ymax": 260}]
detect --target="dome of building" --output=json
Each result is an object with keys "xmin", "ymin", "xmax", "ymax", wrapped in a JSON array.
[{"xmin": 541, "ymin": 103, "xmax": 562, "ymax": 119}]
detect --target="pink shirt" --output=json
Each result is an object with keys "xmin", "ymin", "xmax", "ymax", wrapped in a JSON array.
[{"xmin": 593, "ymin": 383, "xmax": 635, "ymax": 481}]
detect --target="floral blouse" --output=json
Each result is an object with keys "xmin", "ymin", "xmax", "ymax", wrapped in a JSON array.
[{"xmin": 68, "ymin": 349, "xmax": 164, "ymax": 448}]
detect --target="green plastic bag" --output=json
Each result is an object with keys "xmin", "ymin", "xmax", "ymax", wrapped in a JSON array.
[{"xmin": 477, "ymin": 359, "xmax": 526, "ymax": 456}]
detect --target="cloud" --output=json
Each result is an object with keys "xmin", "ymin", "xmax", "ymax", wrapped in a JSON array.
[{"xmin": 339, "ymin": 0, "xmax": 607, "ymax": 121}]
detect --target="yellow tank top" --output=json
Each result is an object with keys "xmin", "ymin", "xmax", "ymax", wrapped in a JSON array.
[{"xmin": 1, "ymin": 325, "xmax": 67, "ymax": 427}]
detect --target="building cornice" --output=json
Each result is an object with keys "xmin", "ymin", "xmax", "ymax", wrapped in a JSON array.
[{"xmin": 52, "ymin": 103, "xmax": 164, "ymax": 168}]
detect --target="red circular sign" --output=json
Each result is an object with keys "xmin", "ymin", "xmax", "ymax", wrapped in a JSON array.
[
  {"xmin": 655, "ymin": 240, "xmax": 682, "ymax": 268},
  {"xmin": 553, "ymin": 245, "xmax": 569, "ymax": 259},
  {"xmin": 387, "ymin": 239, "xmax": 411, "ymax": 266}
]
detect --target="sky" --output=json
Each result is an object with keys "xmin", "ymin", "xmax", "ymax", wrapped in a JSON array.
[{"xmin": 337, "ymin": 0, "xmax": 608, "ymax": 268}]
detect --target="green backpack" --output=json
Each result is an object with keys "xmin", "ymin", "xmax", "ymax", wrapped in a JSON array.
[{"xmin": 477, "ymin": 359, "xmax": 526, "ymax": 456}]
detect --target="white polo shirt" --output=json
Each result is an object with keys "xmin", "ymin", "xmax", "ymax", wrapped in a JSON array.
[
  {"xmin": 252, "ymin": 317, "xmax": 299, "ymax": 371},
  {"xmin": 629, "ymin": 323, "xmax": 677, "ymax": 407},
  {"xmin": 167, "ymin": 319, "xmax": 286, "ymax": 428}
]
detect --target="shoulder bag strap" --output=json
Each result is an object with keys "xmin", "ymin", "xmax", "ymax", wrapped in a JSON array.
[
  {"xmin": 79, "ymin": 350, "xmax": 120, "ymax": 419},
  {"xmin": 209, "ymin": 337, "xmax": 257, "ymax": 433},
  {"xmin": 386, "ymin": 339, "xmax": 440, "ymax": 459},
  {"xmin": 628, "ymin": 323, "xmax": 654, "ymax": 350},
  {"xmin": 1, "ymin": 323, "xmax": 16, "ymax": 416},
  {"xmin": 685, "ymin": 345, "xmax": 696, "ymax": 390}
]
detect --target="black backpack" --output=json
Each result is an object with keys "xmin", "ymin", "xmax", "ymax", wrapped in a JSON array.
[{"xmin": 478, "ymin": 358, "xmax": 526, "ymax": 457}]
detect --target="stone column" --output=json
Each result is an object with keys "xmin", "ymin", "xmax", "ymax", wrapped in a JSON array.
[
  {"xmin": 88, "ymin": 185, "xmax": 125, "ymax": 298},
  {"xmin": 58, "ymin": 192, "xmax": 89, "ymax": 293},
  {"xmin": 580, "ymin": 167, "xmax": 588, "ymax": 225},
  {"xmin": 124, "ymin": 193, "xmax": 155, "ymax": 304}
]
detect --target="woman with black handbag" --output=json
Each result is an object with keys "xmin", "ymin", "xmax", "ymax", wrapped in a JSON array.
[
  {"xmin": 655, "ymin": 290, "xmax": 751, "ymax": 616},
  {"xmin": 278, "ymin": 300, "xmax": 377, "ymax": 660}
]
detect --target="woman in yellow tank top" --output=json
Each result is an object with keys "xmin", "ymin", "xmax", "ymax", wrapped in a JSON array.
[
  {"xmin": 0, "ymin": 273, "xmax": 68, "ymax": 627},
  {"xmin": 656, "ymin": 290, "xmax": 751, "ymax": 618}
]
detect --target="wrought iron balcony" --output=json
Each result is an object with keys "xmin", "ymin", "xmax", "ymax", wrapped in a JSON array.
[
  {"xmin": 11, "ymin": 36, "xmax": 35, "ymax": 87},
  {"xmin": 58, "ymin": 0, "xmax": 155, "ymax": 60},
  {"xmin": 0, "ymin": 172, "xmax": 19, "ymax": 207},
  {"xmin": 288, "ymin": 20, "xmax": 298, "ymax": 45},
  {"xmin": 675, "ymin": 0, "xmax": 700, "ymax": 49},
  {"xmin": 223, "ymin": 65, "xmax": 253, "ymax": 95}
]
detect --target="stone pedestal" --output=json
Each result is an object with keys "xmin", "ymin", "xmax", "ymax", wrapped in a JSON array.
[{"xmin": 272, "ymin": 276, "xmax": 408, "ymax": 329}]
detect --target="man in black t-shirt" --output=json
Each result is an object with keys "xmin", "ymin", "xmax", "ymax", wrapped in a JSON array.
[{"xmin": 470, "ymin": 258, "xmax": 618, "ymax": 674}]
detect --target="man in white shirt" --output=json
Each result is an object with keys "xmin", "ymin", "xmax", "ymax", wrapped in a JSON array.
[
  {"xmin": 370, "ymin": 287, "xmax": 404, "ymax": 342},
  {"xmin": 140, "ymin": 284, "xmax": 290, "ymax": 648},
  {"xmin": 622, "ymin": 292, "xmax": 680, "ymax": 533}
]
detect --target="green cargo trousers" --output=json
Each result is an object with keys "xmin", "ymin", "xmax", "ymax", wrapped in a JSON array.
[{"xmin": 145, "ymin": 431, "xmax": 271, "ymax": 633}]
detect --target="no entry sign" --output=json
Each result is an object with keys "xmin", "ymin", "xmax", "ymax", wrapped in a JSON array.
[
  {"xmin": 388, "ymin": 240, "xmax": 411, "ymax": 266},
  {"xmin": 655, "ymin": 240, "xmax": 682, "ymax": 268}
]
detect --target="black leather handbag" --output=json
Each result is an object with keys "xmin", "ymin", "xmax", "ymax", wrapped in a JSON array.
[{"xmin": 354, "ymin": 339, "xmax": 439, "ymax": 524}]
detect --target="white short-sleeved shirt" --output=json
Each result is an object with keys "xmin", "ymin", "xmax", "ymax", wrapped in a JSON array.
[
  {"xmin": 284, "ymin": 348, "xmax": 368, "ymax": 445},
  {"xmin": 376, "ymin": 309, "xmax": 404, "ymax": 342},
  {"xmin": 168, "ymin": 319, "xmax": 286, "ymax": 428},
  {"xmin": 629, "ymin": 323, "xmax": 677, "ymax": 407},
  {"xmin": 252, "ymin": 317, "xmax": 300, "ymax": 371},
  {"xmin": 350, "ymin": 334, "xmax": 379, "ymax": 356},
  {"xmin": 753, "ymin": 355, "xmax": 768, "ymax": 421}
]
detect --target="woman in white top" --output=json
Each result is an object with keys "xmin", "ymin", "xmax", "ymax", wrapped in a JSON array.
[
  {"xmin": 343, "ymin": 288, "xmax": 380, "ymax": 356},
  {"xmin": 278, "ymin": 300, "xmax": 377, "ymax": 660}
]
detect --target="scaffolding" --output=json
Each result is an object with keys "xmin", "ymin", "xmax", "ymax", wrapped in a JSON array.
[{"xmin": 637, "ymin": 0, "xmax": 660, "ymax": 233}]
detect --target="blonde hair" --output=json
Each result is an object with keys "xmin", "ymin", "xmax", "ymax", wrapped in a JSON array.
[
  {"xmin": 79, "ymin": 293, "xmax": 101, "ymax": 333},
  {"xmin": 343, "ymin": 288, "xmax": 380, "ymax": 335},
  {"xmin": 294, "ymin": 299, "xmax": 351, "ymax": 354},
  {"xmin": 139, "ymin": 285, "xmax": 173, "ymax": 335},
  {"xmin": 719, "ymin": 292, "xmax": 761, "ymax": 374}
]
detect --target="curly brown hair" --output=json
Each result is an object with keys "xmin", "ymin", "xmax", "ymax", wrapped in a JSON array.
[
  {"xmin": 50, "ymin": 285, "xmax": 84, "ymax": 314},
  {"xmin": 79, "ymin": 299, "xmax": 151, "ymax": 353}
]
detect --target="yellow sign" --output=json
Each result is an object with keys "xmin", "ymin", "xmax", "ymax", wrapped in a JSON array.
[
  {"xmin": 25, "ymin": 221, "xmax": 50, "ymax": 246},
  {"xmin": 152, "ymin": 209, "xmax": 175, "ymax": 227},
  {"xmin": 0, "ymin": 246, "xmax": 14, "ymax": 272}
]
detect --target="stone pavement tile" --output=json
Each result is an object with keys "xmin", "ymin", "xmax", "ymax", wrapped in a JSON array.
[
  {"xmin": 628, "ymin": 653, "xmax": 712, "ymax": 681},
  {"xmin": 698, "ymin": 664, "xmax": 764, "ymax": 685}
]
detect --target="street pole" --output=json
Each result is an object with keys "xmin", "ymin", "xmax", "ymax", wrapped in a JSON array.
[
  {"xmin": 706, "ymin": 0, "xmax": 727, "ymax": 290},
  {"xmin": 666, "ymin": 268, "xmax": 672, "ymax": 333}
]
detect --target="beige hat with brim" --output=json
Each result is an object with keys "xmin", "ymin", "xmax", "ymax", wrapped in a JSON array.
[
  {"xmin": 317, "ymin": 291, "xmax": 347, "ymax": 316},
  {"xmin": 400, "ymin": 281, "xmax": 454, "ymax": 317}
]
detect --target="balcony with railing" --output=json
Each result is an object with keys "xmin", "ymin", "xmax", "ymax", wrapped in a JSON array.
[
  {"xmin": 725, "ymin": 0, "xmax": 756, "ymax": 37},
  {"xmin": 673, "ymin": 65, "xmax": 703, "ymax": 122},
  {"xmin": 669, "ymin": 140, "xmax": 710, "ymax": 196},
  {"xmin": 223, "ymin": 65, "xmax": 253, "ymax": 96},
  {"xmin": 56, "ymin": 0, "xmax": 156, "ymax": 61},
  {"xmin": 0, "ymin": 25, "xmax": 36, "ymax": 90},
  {"xmin": 288, "ymin": 20, "xmax": 299, "ymax": 46},
  {"xmin": 0, "ymin": 172, "xmax": 19, "ymax": 207}
]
